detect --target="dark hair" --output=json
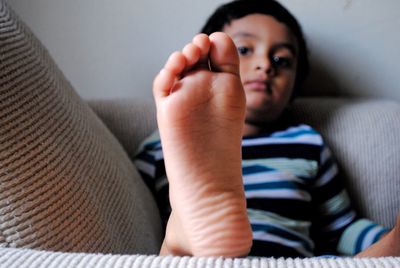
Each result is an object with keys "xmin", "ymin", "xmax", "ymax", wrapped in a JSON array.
[{"xmin": 200, "ymin": 0, "xmax": 309, "ymax": 99}]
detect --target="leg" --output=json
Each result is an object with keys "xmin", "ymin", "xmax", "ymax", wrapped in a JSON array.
[
  {"xmin": 356, "ymin": 214, "xmax": 400, "ymax": 257},
  {"xmin": 153, "ymin": 33, "xmax": 252, "ymax": 257}
]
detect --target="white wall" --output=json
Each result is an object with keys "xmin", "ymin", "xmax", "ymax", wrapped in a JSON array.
[{"xmin": 8, "ymin": 0, "xmax": 400, "ymax": 101}]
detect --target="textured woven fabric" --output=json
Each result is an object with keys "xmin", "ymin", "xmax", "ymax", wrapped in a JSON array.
[
  {"xmin": 292, "ymin": 97, "xmax": 400, "ymax": 228},
  {"xmin": 0, "ymin": 0, "xmax": 162, "ymax": 254},
  {"xmin": 1, "ymin": 248, "xmax": 400, "ymax": 268},
  {"xmin": 88, "ymin": 99, "xmax": 157, "ymax": 161}
]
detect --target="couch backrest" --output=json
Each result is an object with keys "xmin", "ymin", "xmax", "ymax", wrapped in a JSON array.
[
  {"xmin": 292, "ymin": 97, "xmax": 400, "ymax": 228},
  {"xmin": 90, "ymin": 96, "xmax": 400, "ymax": 230}
]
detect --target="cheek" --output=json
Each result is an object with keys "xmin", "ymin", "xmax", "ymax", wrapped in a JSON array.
[
  {"xmin": 276, "ymin": 72, "xmax": 296, "ymax": 94},
  {"xmin": 271, "ymin": 76, "xmax": 295, "ymax": 108}
]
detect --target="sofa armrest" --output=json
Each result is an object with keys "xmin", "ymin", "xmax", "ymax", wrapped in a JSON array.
[{"xmin": 88, "ymin": 98, "xmax": 157, "ymax": 160}]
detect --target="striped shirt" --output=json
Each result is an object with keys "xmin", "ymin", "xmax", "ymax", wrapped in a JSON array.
[{"xmin": 134, "ymin": 124, "xmax": 388, "ymax": 257}]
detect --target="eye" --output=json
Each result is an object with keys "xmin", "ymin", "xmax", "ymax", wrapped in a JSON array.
[
  {"xmin": 237, "ymin": 46, "xmax": 252, "ymax": 56},
  {"xmin": 271, "ymin": 56, "xmax": 293, "ymax": 69}
]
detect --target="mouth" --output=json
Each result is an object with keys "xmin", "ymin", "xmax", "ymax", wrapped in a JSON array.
[{"xmin": 244, "ymin": 80, "xmax": 272, "ymax": 94}]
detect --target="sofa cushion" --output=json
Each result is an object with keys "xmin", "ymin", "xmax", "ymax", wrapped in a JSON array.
[
  {"xmin": 88, "ymin": 99, "xmax": 157, "ymax": 162},
  {"xmin": 0, "ymin": 0, "xmax": 162, "ymax": 254},
  {"xmin": 292, "ymin": 97, "xmax": 400, "ymax": 228}
]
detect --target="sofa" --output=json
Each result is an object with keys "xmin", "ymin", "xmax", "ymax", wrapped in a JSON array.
[{"xmin": 1, "ymin": 0, "xmax": 400, "ymax": 267}]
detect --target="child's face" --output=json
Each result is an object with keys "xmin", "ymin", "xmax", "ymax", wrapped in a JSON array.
[{"xmin": 223, "ymin": 14, "xmax": 299, "ymax": 124}]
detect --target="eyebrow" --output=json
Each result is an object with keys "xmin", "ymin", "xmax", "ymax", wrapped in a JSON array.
[{"xmin": 231, "ymin": 32, "xmax": 297, "ymax": 57}]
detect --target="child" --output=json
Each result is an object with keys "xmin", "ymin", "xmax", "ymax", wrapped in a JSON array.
[{"xmin": 135, "ymin": 0, "xmax": 399, "ymax": 258}]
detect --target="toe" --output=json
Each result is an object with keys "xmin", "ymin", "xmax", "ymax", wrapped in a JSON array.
[
  {"xmin": 192, "ymin": 34, "xmax": 211, "ymax": 70},
  {"xmin": 153, "ymin": 68, "xmax": 176, "ymax": 99},
  {"xmin": 164, "ymin": 52, "xmax": 187, "ymax": 76},
  {"xmin": 182, "ymin": 43, "xmax": 202, "ymax": 69},
  {"xmin": 208, "ymin": 32, "xmax": 240, "ymax": 76},
  {"xmin": 192, "ymin": 34, "xmax": 211, "ymax": 60}
]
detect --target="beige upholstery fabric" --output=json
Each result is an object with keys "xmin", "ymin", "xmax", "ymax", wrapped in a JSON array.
[
  {"xmin": 292, "ymin": 97, "xmax": 400, "ymax": 228},
  {"xmin": 1, "ymin": 248, "xmax": 400, "ymax": 268},
  {"xmin": 0, "ymin": 0, "xmax": 162, "ymax": 254},
  {"xmin": 88, "ymin": 99, "xmax": 157, "ymax": 161}
]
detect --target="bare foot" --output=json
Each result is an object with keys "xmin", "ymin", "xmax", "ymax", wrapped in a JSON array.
[{"xmin": 153, "ymin": 32, "xmax": 252, "ymax": 257}]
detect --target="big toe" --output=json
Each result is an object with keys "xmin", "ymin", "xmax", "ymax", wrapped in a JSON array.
[{"xmin": 208, "ymin": 32, "xmax": 240, "ymax": 76}]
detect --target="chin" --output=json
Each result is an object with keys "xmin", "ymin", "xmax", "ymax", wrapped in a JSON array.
[{"xmin": 246, "ymin": 101, "xmax": 272, "ymax": 112}]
